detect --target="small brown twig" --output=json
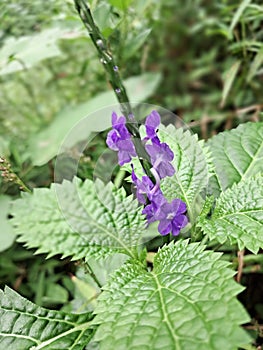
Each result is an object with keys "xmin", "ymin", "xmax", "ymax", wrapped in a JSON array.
[
  {"xmin": 235, "ymin": 104, "xmax": 263, "ymax": 116},
  {"xmin": 236, "ymin": 249, "xmax": 245, "ymax": 283}
]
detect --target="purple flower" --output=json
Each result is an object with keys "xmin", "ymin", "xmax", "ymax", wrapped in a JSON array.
[
  {"xmin": 142, "ymin": 191, "xmax": 166, "ymax": 223},
  {"xmin": 144, "ymin": 110, "xmax": 175, "ymax": 178},
  {"xmin": 144, "ymin": 110, "xmax": 161, "ymax": 142},
  {"xmin": 156, "ymin": 199, "xmax": 188, "ymax": 236},
  {"xmin": 131, "ymin": 166, "xmax": 166, "ymax": 223},
  {"xmin": 131, "ymin": 163, "xmax": 187, "ymax": 237},
  {"xmin": 106, "ymin": 112, "xmax": 136, "ymax": 165},
  {"xmin": 131, "ymin": 167, "xmax": 154, "ymax": 204},
  {"xmin": 145, "ymin": 141, "xmax": 175, "ymax": 179}
]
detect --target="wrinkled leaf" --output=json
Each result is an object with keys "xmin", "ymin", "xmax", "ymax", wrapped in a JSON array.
[
  {"xmin": 94, "ymin": 240, "xmax": 250, "ymax": 350},
  {"xmin": 201, "ymin": 175, "xmax": 263, "ymax": 254},
  {"xmin": 0, "ymin": 286, "xmax": 94, "ymax": 349},
  {"xmin": 160, "ymin": 125, "xmax": 209, "ymax": 221},
  {"xmin": 11, "ymin": 177, "xmax": 145, "ymax": 260},
  {"xmin": 207, "ymin": 122, "xmax": 263, "ymax": 196}
]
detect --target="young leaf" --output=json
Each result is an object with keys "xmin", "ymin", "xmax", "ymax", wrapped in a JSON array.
[
  {"xmin": 200, "ymin": 174, "xmax": 263, "ymax": 254},
  {"xmin": 93, "ymin": 240, "xmax": 250, "ymax": 350},
  {"xmin": 207, "ymin": 122, "xmax": 263, "ymax": 197},
  {"xmin": 11, "ymin": 178, "xmax": 145, "ymax": 260},
  {"xmin": 160, "ymin": 126, "xmax": 209, "ymax": 221},
  {"xmin": 0, "ymin": 286, "xmax": 94, "ymax": 350}
]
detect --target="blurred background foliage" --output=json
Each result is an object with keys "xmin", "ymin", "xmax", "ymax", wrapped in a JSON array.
[{"xmin": 0, "ymin": 0, "xmax": 263, "ymax": 340}]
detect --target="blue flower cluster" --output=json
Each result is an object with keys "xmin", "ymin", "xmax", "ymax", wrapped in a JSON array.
[{"xmin": 106, "ymin": 110, "xmax": 188, "ymax": 236}]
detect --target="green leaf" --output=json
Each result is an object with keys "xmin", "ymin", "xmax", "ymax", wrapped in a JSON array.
[
  {"xmin": 86, "ymin": 254, "xmax": 128, "ymax": 287},
  {"xmin": 207, "ymin": 122, "xmax": 263, "ymax": 196},
  {"xmin": 0, "ymin": 196, "xmax": 16, "ymax": 252},
  {"xmin": 0, "ymin": 28, "xmax": 65, "ymax": 75},
  {"xmin": 229, "ymin": 40, "xmax": 262, "ymax": 53},
  {"xmin": 160, "ymin": 126, "xmax": 209, "ymax": 222},
  {"xmin": 247, "ymin": 45, "xmax": 263, "ymax": 83},
  {"xmin": 43, "ymin": 283, "xmax": 69, "ymax": 305},
  {"xmin": 28, "ymin": 72, "xmax": 162, "ymax": 166},
  {"xmin": 123, "ymin": 29, "xmax": 152, "ymax": 60},
  {"xmin": 108, "ymin": 0, "xmax": 132, "ymax": 11},
  {"xmin": 11, "ymin": 177, "xmax": 145, "ymax": 260},
  {"xmin": 72, "ymin": 275, "xmax": 98, "ymax": 309},
  {"xmin": 70, "ymin": 254, "xmax": 127, "ymax": 314},
  {"xmin": 229, "ymin": 0, "xmax": 252, "ymax": 33},
  {"xmin": 93, "ymin": 2, "xmax": 117, "ymax": 35},
  {"xmin": 220, "ymin": 60, "xmax": 241, "ymax": 107},
  {"xmin": 93, "ymin": 240, "xmax": 250, "ymax": 349},
  {"xmin": 0, "ymin": 286, "xmax": 94, "ymax": 350},
  {"xmin": 200, "ymin": 175, "xmax": 263, "ymax": 254}
]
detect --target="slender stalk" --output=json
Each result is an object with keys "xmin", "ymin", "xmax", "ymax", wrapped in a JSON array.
[
  {"xmin": 74, "ymin": 0, "xmax": 153, "ymax": 177},
  {"xmin": 85, "ymin": 261, "xmax": 103, "ymax": 289},
  {"xmin": 114, "ymin": 169, "xmax": 126, "ymax": 188},
  {"xmin": 74, "ymin": 0, "xmax": 132, "ymax": 117}
]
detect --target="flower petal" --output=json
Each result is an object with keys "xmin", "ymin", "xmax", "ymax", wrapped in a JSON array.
[{"xmin": 158, "ymin": 219, "xmax": 171, "ymax": 236}]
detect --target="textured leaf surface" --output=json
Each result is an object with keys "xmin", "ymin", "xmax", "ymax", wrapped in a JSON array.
[
  {"xmin": 160, "ymin": 125, "xmax": 209, "ymax": 221},
  {"xmin": 29, "ymin": 72, "xmax": 161, "ymax": 166},
  {"xmin": 94, "ymin": 240, "xmax": 250, "ymax": 350},
  {"xmin": 201, "ymin": 175, "xmax": 263, "ymax": 254},
  {"xmin": 0, "ymin": 286, "xmax": 94, "ymax": 350},
  {"xmin": 11, "ymin": 178, "xmax": 145, "ymax": 260},
  {"xmin": 207, "ymin": 122, "xmax": 263, "ymax": 196}
]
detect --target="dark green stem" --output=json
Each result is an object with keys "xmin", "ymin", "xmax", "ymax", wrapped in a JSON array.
[
  {"xmin": 74, "ymin": 0, "xmax": 153, "ymax": 177},
  {"xmin": 74, "ymin": 0, "xmax": 131, "ymax": 116}
]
